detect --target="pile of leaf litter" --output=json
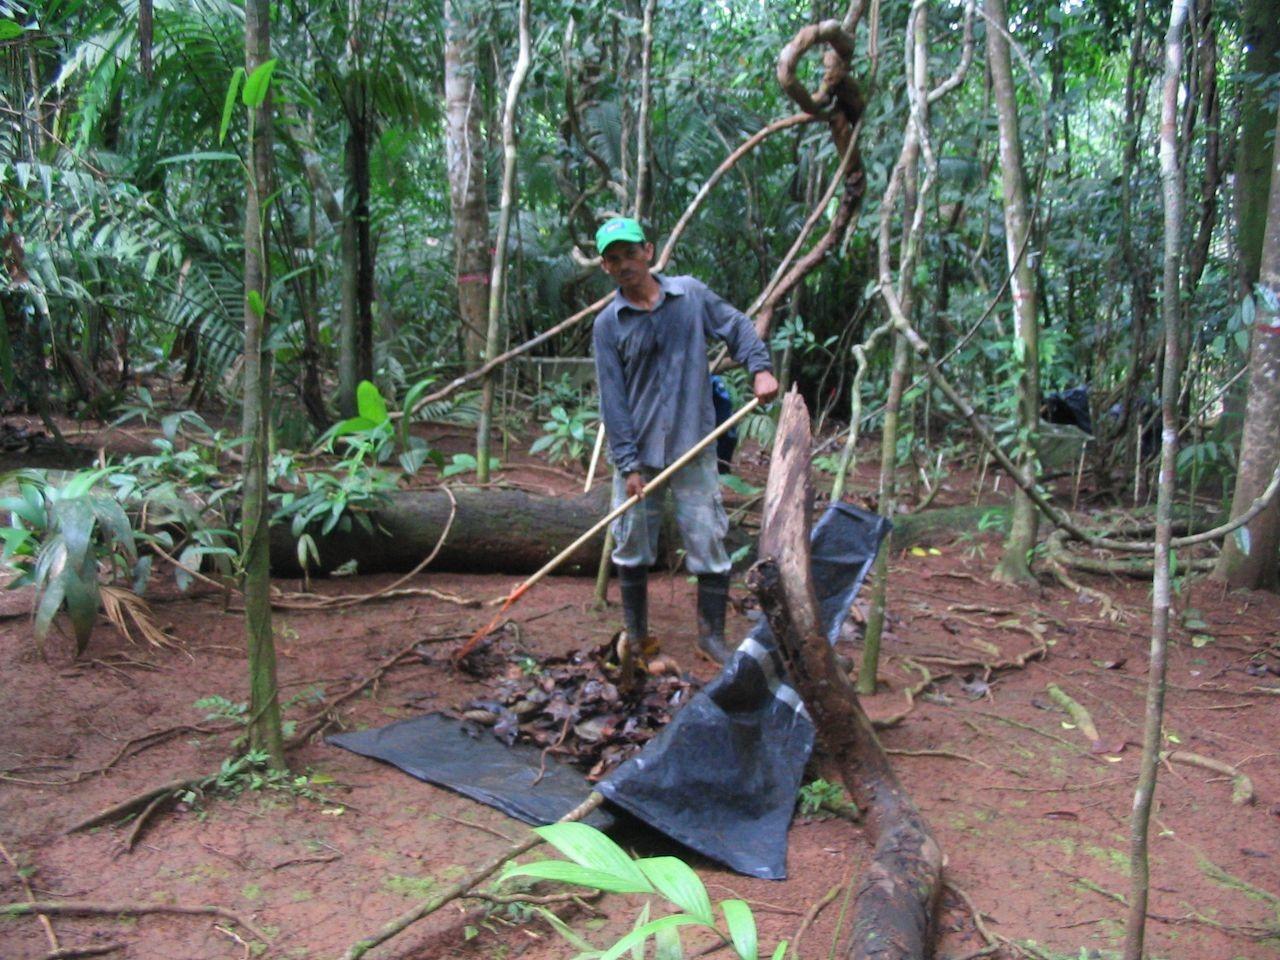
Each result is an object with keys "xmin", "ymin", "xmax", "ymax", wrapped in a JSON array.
[{"xmin": 449, "ymin": 632, "xmax": 697, "ymax": 780}]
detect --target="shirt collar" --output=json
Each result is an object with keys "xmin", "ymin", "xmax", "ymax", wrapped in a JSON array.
[{"xmin": 614, "ymin": 273, "xmax": 684, "ymax": 313}]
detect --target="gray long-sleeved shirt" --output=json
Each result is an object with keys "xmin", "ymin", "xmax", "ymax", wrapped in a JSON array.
[{"xmin": 592, "ymin": 273, "xmax": 773, "ymax": 474}]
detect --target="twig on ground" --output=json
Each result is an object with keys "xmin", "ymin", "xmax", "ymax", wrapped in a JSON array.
[
  {"xmin": 0, "ymin": 837, "xmax": 59, "ymax": 952},
  {"xmin": 885, "ymin": 747, "xmax": 991, "ymax": 769},
  {"xmin": 270, "ymin": 854, "xmax": 341, "ymax": 870},
  {"xmin": 339, "ymin": 791, "xmax": 605, "ymax": 959},
  {"xmin": 0, "ymin": 902, "xmax": 268, "ymax": 946},
  {"xmin": 790, "ymin": 864, "xmax": 854, "ymax": 960}
]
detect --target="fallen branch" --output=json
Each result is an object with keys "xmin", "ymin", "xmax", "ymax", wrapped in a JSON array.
[
  {"xmin": 748, "ymin": 391, "xmax": 941, "ymax": 960},
  {"xmin": 339, "ymin": 791, "xmax": 605, "ymax": 959},
  {"xmin": 1163, "ymin": 750, "xmax": 1254, "ymax": 805}
]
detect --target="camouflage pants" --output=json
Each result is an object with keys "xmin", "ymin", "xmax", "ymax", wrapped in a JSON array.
[{"xmin": 610, "ymin": 449, "xmax": 730, "ymax": 574}]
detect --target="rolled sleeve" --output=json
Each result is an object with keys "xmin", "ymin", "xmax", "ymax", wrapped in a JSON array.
[
  {"xmin": 593, "ymin": 321, "xmax": 641, "ymax": 474},
  {"xmin": 699, "ymin": 282, "xmax": 774, "ymax": 374}
]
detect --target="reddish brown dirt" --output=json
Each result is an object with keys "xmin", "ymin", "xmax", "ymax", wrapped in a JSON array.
[{"xmin": 1, "ymin": 422, "xmax": 1278, "ymax": 960}]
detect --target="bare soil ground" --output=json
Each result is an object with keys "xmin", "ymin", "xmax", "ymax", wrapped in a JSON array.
[{"xmin": 1, "ymin": 417, "xmax": 1278, "ymax": 960}]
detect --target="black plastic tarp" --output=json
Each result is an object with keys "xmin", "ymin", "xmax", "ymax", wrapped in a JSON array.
[{"xmin": 329, "ymin": 501, "xmax": 889, "ymax": 879}]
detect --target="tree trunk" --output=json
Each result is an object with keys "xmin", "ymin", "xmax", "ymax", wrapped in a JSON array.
[
  {"xmin": 476, "ymin": 0, "xmax": 530, "ymax": 484},
  {"xmin": 1212, "ymin": 106, "xmax": 1280, "ymax": 590},
  {"xmin": 1125, "ymin": 5, "xmax": 1187, "ymax": 956},
  {"xmin": 985, "ymin": 0, "xmax": 1041, "ymax": 583},
  {"xmin": 1236, "ymin": 0, "xmax": 1280, "ymax": 293},
  {"xmin": 861, "ymin": 2, "xmax": 928, "ymax": 695},
  {"xmin": 337, "ymin": 91, "xmax": 375, "ymax": 419},
  {"xmin": 747, "ymin": 392, "xmax": 941, "ymax": 960},
  {"xmin": 445, "ymin": 0, "xmax": 491, "ymax": 366},
  {"xmin": 242, "ymin": 0, "xmax": 285, "ymax": 770}
]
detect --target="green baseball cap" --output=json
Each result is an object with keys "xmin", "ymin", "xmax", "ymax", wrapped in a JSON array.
[{"xmin": 595, "ymin": 217, "xmax": 646, "ymax": 253}]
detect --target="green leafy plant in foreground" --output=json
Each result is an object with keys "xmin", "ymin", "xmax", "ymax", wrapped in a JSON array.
[
  {"xmin": 502, "ymin": 821, "xmax": 787, "ymax": 960},
  {"xmin": 1, "ymin": 468, "xmax": 142, "ymax": 654}
]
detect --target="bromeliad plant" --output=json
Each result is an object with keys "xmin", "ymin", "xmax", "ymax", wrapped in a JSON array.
[
  {"xmin": 501, "ymin": 822, "xmax": 787, "ymax": 960},
  {"xmin": 0, "ymin": 468, "xmax": 144, "ymax": 654}
]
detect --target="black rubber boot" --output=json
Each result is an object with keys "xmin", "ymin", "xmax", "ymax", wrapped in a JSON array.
[
  {"xmin": 618, "ymin": 565, "xmax": 648, "ymax": 647},
  {"xmin": 696, "ymin": 572, "xmax": 732, "ymax": 664}
]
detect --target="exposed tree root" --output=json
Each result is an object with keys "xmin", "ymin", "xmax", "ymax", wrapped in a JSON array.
[
  {"xmin": 872, "ymin": 658, "xmax": 948, "ymax": 729},
  {"xmin": 748, "ymin": 393, "xmax": 941, "ymax": 960},
  {"xmin": 1045, "ymin": 557, "xmax": 1125, "ymax": 621},
  {"xmin": 0, "ymin": 901, "xmax": 268, "ymax": 946},
  {"xmin": 1043, "ymin": 528, "xmax": 1216, "ymax": 579},
  {"xmin": 1163, "ymin": 750, "xmax": 1254, "ymax": 805},
  {"xmin": 64, "ymin": 776, "xmax": 201, "ymax": 837},
  {"xmin": 339, "ymin": 791, "xmax": 605, "ymax": 960},
  {"xmin": 43, "ymin": 943, "xmax": 124, "ymax": 959},
  {"xmin": 1, "ymin": 723, "xmax": 231, "ymax": 788}
]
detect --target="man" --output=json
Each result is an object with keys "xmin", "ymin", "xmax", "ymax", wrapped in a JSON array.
[{"xmin": 592, "ymin": 217, "xmax": 779, "ymax": 663}]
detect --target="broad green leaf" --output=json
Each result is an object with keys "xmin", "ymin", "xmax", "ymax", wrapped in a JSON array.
[
  {"xmin": 93, "ymin": 498, "xmax": 137, "ymax": 562},
  {"xmin": 0, "ymin": 493, "xmax": 43, "ymax": 527},
  {"xmin": 56, "ymin": 498, "xmax": 96, "ymax": 574},
  {"xmin": 220, "ymin": 67, "xmax": 245, "ymax": 144},
  {"xmin": 399, "ymin": 447, "xmax": 430, "ymax": 475},
  {"xmin": 63, "ymin": 565, "xmax": 100, "ymax": 655},
  {"xmin": 720, "ymin": 900, "xmax": 758, "ymax": 960},
  {"xmin": 157, "ymin": 151, "xmax": 240, "ymax": 165},
  {"xmin": 600, "ymin": 916, "xmax": 705, "ymax": 960},
  {"xmin": 247, "ymin": 289, "xmax": 266, "ymax": 318},
  {"xmin": 242, "ymin": 58, "xmax": 279, "ymax": 108},
  {"xmin": 501, "ymin": 861, "xmax": 652, "ymax": 895},
  {"xmin": 402, "ymin": 377, "xmax": 437, "ymax": 418},
  {"xmin": 533, "ymin": 823, "xmax": 653, "ymax": 892},
  {"xmin": 33, "ymin": 574, "xmax": 66, "ymax": 645},
  {"xmin": 0, "ymin": 20, "xmax": 23, "ymax": 40},
  {"xmin": 297, "ymin": 534, "xmax": 320, "ymax": 570},
  {"xmin": 637, "ymin": 857, "xmax": 712, "ymax": 924},
  {"xmin": 356, "ymin": 380, "xmax": 390, "ymax": 425},
  {"xmin": 654, "ymin": 922, "xmax": 684, "ymax": 960},
  {"xmin": 0, "ymin": 526, "xmax": 33, "ymax": 562},
  {"xmin": 530, "ymin": 434, "xmax": 558, "ymax": 454},
  {"xmin": 719, "ymin": 474, "xmax": 763, "ymax": 496},
  {"xmin": 177, "ymin": 546, "xmax": 200, "ymax": 593},
  {"xmin": 769, "ymin": 941, "xmax": 789, "ymax": 960}
]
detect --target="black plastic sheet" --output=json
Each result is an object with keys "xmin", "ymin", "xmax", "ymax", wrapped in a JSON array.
[{"xmin": 329, "ymin": 502, "xmax": 889, "ymax": 879}]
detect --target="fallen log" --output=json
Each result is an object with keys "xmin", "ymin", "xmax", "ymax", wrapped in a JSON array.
[
  {"xmin": 747, "ymin": 391, "xmax": 942, "ymax": 960},
  {"xmin": 269, "ymin": 484, "xmax": 754, "ymax": 578},
  {"xmin": 269, "ymin": 485, "xmax": 611, "ymax": 577}
]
